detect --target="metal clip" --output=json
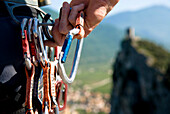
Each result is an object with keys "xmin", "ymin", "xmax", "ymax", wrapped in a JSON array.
[
  {"xmin": 56, "ymin": 80, "xmax": 67, "ymax": 111},
  {"xmin": 33, "ymin": 18, "xmax": 48, "ymax": 66},
  {"xmin": 28, "ymin": 18, "xmax": 39, "ymax": 67},
  {"xmin": 40, "ymin": 60, "xmax": 51, "ymax": 113},
  {"xmin": 21, "ymin": 18, "xmax": 32, "ymax": 70},
  {"xmin": 58, "ymin": 11, "xmax": 84, "ymax": 84},
  {"xmin": 25, "ymin": 64, "xmax": 35, "ymax": 114}
]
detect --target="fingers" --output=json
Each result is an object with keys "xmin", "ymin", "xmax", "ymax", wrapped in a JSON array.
[
  {"xmin": 59, "ymin": 2, "xmax": 72, "ymax": 35},
  {"xmin": 70, "ymin": 0, "xmax": 89, "ymax": 7},
  {"xmin": 68, "ymin": 3, "xmax": 85, "ymax": 26},
  {"xmin": 49, "ymin": 19, "xmax": 65, "ymax": 47},
  {"xmin": 46, "ymin": 2, "xmax": 86, "ymax": 47},
  {"xmin": 46, "ymin": 2, "xmax": 71, "ymax": 47}
]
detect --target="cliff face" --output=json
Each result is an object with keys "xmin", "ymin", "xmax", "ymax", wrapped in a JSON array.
[{"xmin": 110, "ymin": 38, "xmax": 170, "ymax": 114}]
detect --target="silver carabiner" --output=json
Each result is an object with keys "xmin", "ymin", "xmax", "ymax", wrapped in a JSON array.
[
  {"xmin": 58, "ymin": 11, "xmax": 84, "ymax": 84},
  {"xmin": 58, "ymin": 38, "xmax": 84, "ymax": 84},
  {"xmin": 21, "ymin": 18, "xmax": 32, "ymax": 70},
  {"xmin": 33, "ymin": 18, "xmax": 48, "ymax": 66}
]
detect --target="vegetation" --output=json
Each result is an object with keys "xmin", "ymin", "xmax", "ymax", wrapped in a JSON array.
[
  {"xmin": 135, "ymin": 39, "xmax": 170, "ymax": 73},
  {"xmin": 70, "ymin": 62, "xmax": 113, "ymax": 94}
]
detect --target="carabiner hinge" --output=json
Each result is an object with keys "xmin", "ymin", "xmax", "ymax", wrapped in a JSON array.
[
  {"xmin": 60, "ymin": 11, "xmax": 84, "ymax": 63},
  {"xmin": 75, "ymin": 11, "xmax": 85, "ymax": 39}
]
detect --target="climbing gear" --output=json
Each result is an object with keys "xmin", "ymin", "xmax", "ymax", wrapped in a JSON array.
[
  {"xmin": 56, "ymin": 80, "xmax": 68, "ymax": 111},
  {"xmin": 40, "ymin": 60, "xmax": 52, "ymax": 113},
  {"xmin": 58, "ymin": 11, "xmax": 84, "ymax": 84},
  {"xmin": 38, "ymin": 0, "xmax": 51, "ymax": 7},
  {"xmin": 2, "ymin": 0, "xmax": 51, "ymax": 6},
  {"xmin": 25, "ymin": 64, "xmax": 35, "ymax": 114},
  {"xmin": 20, "ymin": 6, "xmax": 85, "ymax": 113},
  {"xmin": 4, "ymin": 1, "xmax": 54, "ymax": 24},
  {"xmin": 21, "ymin": 18, "xmax": 32, "ymax": 70},
  {"xmin": 3, "ymin": 0, "xmax": 39, "ymax": 6}
]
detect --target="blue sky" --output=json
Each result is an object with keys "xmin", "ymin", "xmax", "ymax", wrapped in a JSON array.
[{"xmin": 47, "ymin": 0, "xmax": 170, "ymax": 16}]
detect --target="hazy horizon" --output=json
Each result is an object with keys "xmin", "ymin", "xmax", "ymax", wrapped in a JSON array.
[{"xmin": 45, "ymin": 0, "xmax": 170, "ymax": 17}]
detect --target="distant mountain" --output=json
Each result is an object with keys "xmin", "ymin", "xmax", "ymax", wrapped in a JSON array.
[
  {"xmin": 103, "ymin": 5, "xmax": 170, "ymax": 50},
  {"xmin": 81, "ymin": 24, "xmax": 124, "ymax": 64}
]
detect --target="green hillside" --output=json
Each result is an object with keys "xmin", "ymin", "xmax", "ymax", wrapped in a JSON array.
[
  {"xmin": 81, "ymin": 24, "xmax": 124, "ymax": 65},
  {"xmin": 134, "ymin": 39, "xmax": 170, "ymax": 73}
]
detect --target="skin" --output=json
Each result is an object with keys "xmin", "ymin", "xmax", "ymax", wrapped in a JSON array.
[{"xmin": 44, "ymin": 0, "xmax": 120, "ymax": 47}]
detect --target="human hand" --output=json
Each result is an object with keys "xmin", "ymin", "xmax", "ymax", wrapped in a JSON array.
[
  {"xmin": 45, "ymin": 2, "xmax": 85, "ymax": 47},
  {"xmin": 45, "ymin": 0, "xmax": 119, "ymax": 47},
  {"xmin": 69, "ymin": 0, "xmax": 120, "ymax": 37}
]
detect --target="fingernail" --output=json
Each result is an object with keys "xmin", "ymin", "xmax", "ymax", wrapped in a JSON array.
[
  {"xmin": 63, "ymin": 2, "xmax": 68, "ymax": 7},
  {"xmin": 80, "ymin": 3, "xmax": 85, "ymax": 7}
]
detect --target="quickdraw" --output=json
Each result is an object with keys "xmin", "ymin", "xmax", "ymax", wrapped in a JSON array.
[
  {"xmin": 40, "ymin": 61, "xmax": 51, "ymax": 113},
  {"xmin": 25, "ymin": 64, "xmax": 35, "ymax": 114},
  {"xmin": 20, "ymin": 9, "xmax": 84, "ymax": 114},
  {"xmin": 56, "ymin": 80, "xmax": 68, "ymax": 111},
  {"xmin": 59, "ymin": 11, "xmax": 84, "ymax": 84}
]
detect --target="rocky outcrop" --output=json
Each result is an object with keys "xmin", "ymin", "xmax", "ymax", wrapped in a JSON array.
[{"xmin": 110, "ymin": 29, "xmax": 170, "ymax": 114}]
